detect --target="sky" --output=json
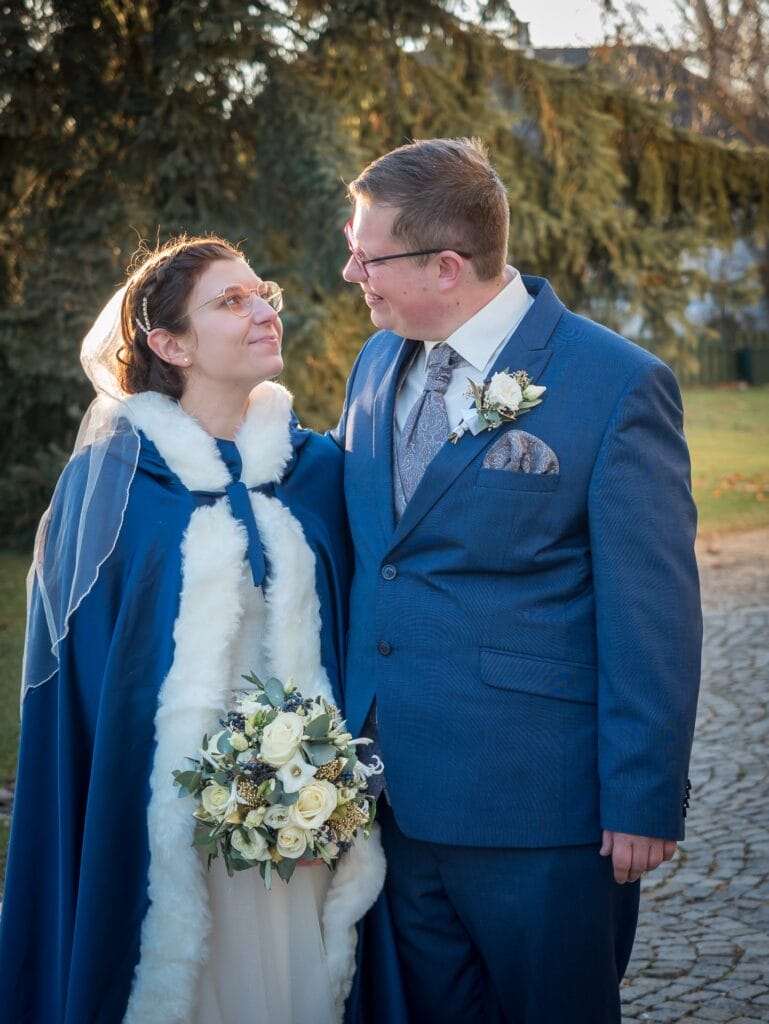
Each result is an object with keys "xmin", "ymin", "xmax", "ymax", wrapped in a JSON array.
[{"xmin": 509, "ymin": 0, "xmax": 682, "ymax": 49}]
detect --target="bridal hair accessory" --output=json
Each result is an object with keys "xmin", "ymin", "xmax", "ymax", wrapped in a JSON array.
[
  {"xmin": 449, "ymin": 369, "xmax": 546, "ymax": 443},
  {"xmin": 134, "ymin": 296, "xmax": 151, "ymax": 335},
  {"xmin": 173, "ymin": 672, "xmax": 380, "ymax": 888}
]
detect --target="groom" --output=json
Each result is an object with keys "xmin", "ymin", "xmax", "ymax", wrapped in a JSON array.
[{"xmin": 334, "ymin": 138, "xmax": 701, "ymax": 1023}]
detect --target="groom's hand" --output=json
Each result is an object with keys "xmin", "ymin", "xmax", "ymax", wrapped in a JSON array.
[{"xmin": 600, "ymin": 830, "xmax": 678, "ymax": 884}]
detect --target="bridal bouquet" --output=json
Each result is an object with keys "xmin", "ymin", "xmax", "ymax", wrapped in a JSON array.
[{"xmin": 173, "ymin": 674, "xmax": 379, "ymax": 887}]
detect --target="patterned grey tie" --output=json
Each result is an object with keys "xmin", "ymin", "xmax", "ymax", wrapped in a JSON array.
[{"xmin": 396, "ymin": 344, "xmax": 461, "ymax": 511}]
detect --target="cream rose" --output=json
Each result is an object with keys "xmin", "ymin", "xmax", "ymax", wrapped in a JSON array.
[
  {"xmin": 259, "ymin": 712, "xmax": 304, "ymax": 766},
  {"xmin": 276, "ymin": 825, "xmax": 309, "ymax": 859},
  {"xmin": 263, "ymin": 805, "xmax": 291, "ymax": 829},
  {"xmin": 288, "ymin": 779, "xmax": 338, "ymax": 830},
  {"xmin": 244, "ymin": 807, "xmax": 266, "ymax": 828},
  {"xmin": 230, "ymin": 732, "xmax": 249, "ymax": 752},
  {"xmin": 231, "ymin": 827, "xmax": 270, "ymax": 862},
  {"xmin": 200, "ymin": 782, "xmax": 233, "ymax": 820},
  {"xmin": 487, "ymin": 372, "xmax": 523, "ymax": 410}
]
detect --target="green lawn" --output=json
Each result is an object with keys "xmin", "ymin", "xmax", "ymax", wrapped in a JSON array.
[
  {"xmin": 683, "ymin": 385, "xmax": 769, "ymax": 536},
  {"xmin": 0, "ymin": 552, "xmax": 27, "ymax": 887},
  {"xmin": 0, "ymin": 385, "xmax": 767, "ymax": 885}
]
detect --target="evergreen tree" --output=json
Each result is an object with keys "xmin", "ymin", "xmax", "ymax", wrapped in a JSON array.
[{"xmin": 1, "ymin": 0, "xmax": 768, "ymax": 541}]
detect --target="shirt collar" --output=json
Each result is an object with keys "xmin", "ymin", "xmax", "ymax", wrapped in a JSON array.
[{"xmin": 424, "ymin": 268, "xmax": 531, "ymax": 371}]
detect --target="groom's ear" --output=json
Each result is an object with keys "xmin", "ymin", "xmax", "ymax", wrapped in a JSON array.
[
  {"xmin": 146, "ymin": 328, "xmax": 192, "ymax": 368},
  {"xmin": 435, "ymin": 251, "xmax": 467, "ymax": 293}
]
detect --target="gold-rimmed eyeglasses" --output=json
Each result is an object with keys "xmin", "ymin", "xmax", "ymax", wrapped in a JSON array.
[{"xmin": 191, "ymin": 281, "xmax": 284, "ymax": 318}]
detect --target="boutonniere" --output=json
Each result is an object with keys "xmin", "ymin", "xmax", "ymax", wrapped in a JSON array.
[{"xmin": 449, "ymin": 369, "xmax": 546, "ymax": 443}]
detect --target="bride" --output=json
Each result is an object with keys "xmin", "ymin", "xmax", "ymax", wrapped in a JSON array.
[{"xmin": 0, "ymin": 236, "xmax": 385, "ymax": 1023}]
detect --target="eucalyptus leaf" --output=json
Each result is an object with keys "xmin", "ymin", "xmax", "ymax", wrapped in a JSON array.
[
  {"xmin": 262, "ymin": 860, "xmax": 272, "ymax": 890},
  {"xmin": 305, "ymin": 713, "xmax": 330, "ymax": 739},
  {"xmin": 174, "ymin": 770, "xmax": 202, "ymax": 793},
  {"xmin": 264, "ymin": 677, "xmax": 286, "ymax": 707},
  {"xmin": 306, "ymin": 743, "xmax": 338, "ymax": 766},
  {"xmin": 276, "ymin": 857, "xmax": 297, "ymax": 883},
  {"xmin": 266, "ymin": 780, "xmax": 285, "ymax": 804},
  {"xmin": 216, "ymin": 732, "xmax": 233, "ymax": 754},
  {"xmin": 282, "ymin": 790, "xmax": 299, "ymax": 805}
]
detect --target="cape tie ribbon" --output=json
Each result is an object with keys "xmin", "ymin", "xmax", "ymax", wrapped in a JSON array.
[{"xmin": 225, "ymin": 479, "xmax": 274, "ymax": 588}]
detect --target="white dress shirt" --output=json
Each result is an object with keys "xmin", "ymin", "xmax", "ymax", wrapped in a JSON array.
[{"xmin": 394, "ymin": 268, "xmax": 534, "ymax": 437}]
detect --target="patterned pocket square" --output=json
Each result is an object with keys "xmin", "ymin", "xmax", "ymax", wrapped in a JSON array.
[{"xmin": 482, "ymin": 430, "xmax": 560, "ymax": 473}]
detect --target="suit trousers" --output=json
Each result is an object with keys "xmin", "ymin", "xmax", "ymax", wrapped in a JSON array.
[{"xmin": 378, "ymin": 801, "xmax": 640, "ymax": 1024}]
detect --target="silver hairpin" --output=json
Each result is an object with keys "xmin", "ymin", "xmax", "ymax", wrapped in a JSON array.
[{"xmin": 135, "ymin": 296, "xmax": 152, "ymax": 335}]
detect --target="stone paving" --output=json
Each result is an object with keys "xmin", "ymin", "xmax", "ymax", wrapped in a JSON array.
[{"xmin": 622, "ymin": 529, "xmax": 769, "ymax": 1023}]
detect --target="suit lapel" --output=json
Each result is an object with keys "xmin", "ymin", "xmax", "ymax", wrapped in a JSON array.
[
  {"xmin": 372, "ymin": 335, "xmax": 418, "ymax": 539},
  {"xmin": 392, "ymin": 278, "xmax": 564, "ymax": 545}
]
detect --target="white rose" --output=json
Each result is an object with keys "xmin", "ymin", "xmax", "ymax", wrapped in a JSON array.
[
  {"xmin": 276, "ymin": 825, "xmax": 309, "ymax": 859},
  {"xmin": 230, "ymin": 732, "xmax": 249, "ymax": 752},
  {"xmin": 276, "ymin": 752, "xmax": 318, "ymax": 794},
  {"xmin": 200, "ymin": 782, "xmax": 233, "ymax": 820},
  {"xmin": 245, "ymin": 807, "xmax": 266, "ymax": 828},
  {"xmin": 522, "ymin": 384, "xmax": 546, "ymax": 401},
  {"xmin": 263, "ymin": 804, "xmax": 291, "ymax": 829},
  {"xmin": 289, "ymin": 780, "xmax": 338, "ymax": 830},
  {"xmin": 231, "ymin": 827, "xmax": 271, "ymax": 862},
  {"xmin": 486, "ymin": 373, "xmax": 523, "ymax": 410},
  {"xmin": 239, "ymin": 699, "xmax": 262, "ymax": 716},
  {"xmin": 259, "ymin": 712, "xmax": 304, "ymax": 766}
]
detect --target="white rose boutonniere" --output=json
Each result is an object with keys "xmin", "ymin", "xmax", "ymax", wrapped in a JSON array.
[{"xmin": 449, "ymin": 369, "xmax": 546, "ymax": 443}]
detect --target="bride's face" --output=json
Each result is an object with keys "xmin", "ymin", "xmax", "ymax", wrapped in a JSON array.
[{"xmin": 180, "ymin": 258, "xmax": 284, "ymax": 390}]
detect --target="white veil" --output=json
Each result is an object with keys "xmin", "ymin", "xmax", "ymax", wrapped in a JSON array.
[{"xmin": 22, "ymin": 287, "xmax": 141, "ymax": 702}]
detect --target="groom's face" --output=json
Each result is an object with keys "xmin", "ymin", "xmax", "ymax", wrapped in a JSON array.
[{"xmin": 343, "ymin": 201, "xmax": 442, "ymax": 340}]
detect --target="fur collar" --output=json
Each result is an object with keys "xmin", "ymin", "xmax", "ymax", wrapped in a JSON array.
[{"xmin": 121, "ymin": 382, "xmax": 294, "ymax": 491}]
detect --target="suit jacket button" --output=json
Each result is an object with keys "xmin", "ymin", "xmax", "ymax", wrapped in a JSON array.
[
  {"xmin": 381, "ymin": 564, "xmax": 397, "ymax": 580},
  {"xmin": 377, "ymin": 640, "xmax": 392, "ymax": 656}
]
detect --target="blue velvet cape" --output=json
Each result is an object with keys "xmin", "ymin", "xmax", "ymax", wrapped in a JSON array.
[{"xmin": 0, "ymin": 423, "xmax": 352, "ymax": 1024}]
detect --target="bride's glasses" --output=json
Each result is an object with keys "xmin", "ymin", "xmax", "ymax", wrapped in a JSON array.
[{"xmin": 192, "ymin": 282, "xmax": 284, "ymax": 318}]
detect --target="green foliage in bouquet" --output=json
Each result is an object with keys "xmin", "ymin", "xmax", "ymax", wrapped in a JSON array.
[{"xmin": 173, "ymin": 674, "xmax": 377, "ymax": 889}]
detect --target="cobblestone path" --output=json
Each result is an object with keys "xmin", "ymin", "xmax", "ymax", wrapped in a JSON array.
[{"xmin": 622, "ymin": 530, "xmax": 769, "ymax": 1023}]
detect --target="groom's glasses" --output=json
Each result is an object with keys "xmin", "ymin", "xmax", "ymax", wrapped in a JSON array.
[
  {"xmin": 344, "ymin": 220, "xmax": 472, "ymax": 278},
  {"xmin": 191, "ymin": 282, "xmax": 284, "ymax": 318}
]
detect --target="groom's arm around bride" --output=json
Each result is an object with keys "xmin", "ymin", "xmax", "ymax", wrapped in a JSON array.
[{"xmin": 335, "ymin": 137, "xmax": 701, "ymax": 1024}]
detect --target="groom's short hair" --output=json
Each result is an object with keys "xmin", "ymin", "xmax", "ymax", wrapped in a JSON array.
[{"xmin": 347, "ymin": 137, "xmax": 509, "ymax": 281}]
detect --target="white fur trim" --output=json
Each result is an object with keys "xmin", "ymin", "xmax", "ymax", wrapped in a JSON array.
[
  {"xmin": 122, "ymin": 400, "xmax": 385, "ymax": 1021},
  {"xmin": 121, "ymin": 392, "xmax": 230, "ymax": 491},
  {"xmin": 122, "ymin": 382, "xmax": 294, "ymax": 491},
  {"xmin": 124, "ymin": 504, "xmax": 248, "ymax": 1024},
  {"xmin": 250, "ymin": 491, "xmax": 335, "ymax": 704},
  {"xmin": 235, "ymin": 382, "xmax": 294, "ymax": 488},
  {"xmin": 324, "ymin": 824, "xmax": 387, "ymax": 1017}
]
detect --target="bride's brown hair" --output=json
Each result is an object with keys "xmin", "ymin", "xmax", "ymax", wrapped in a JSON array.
[{"xmin": 118, "ymin": 235, "xmax": 243, "ymax": 398}]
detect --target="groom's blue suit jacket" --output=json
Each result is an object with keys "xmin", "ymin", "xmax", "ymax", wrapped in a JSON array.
[{"xmin": 336, "ymin": 277, "xmax": 702, "ymax": 849}]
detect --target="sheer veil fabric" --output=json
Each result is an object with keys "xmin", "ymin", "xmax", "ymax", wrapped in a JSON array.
[{"xmin": 23, "ymin": 286, "xmax": 141, "ymax": 702}]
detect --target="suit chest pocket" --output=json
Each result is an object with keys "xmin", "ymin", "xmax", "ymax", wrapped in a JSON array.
[{"xmin": 476, "ymin": 467, "xmax": 561, "ymax": 492}]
